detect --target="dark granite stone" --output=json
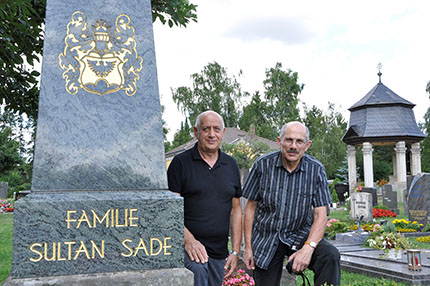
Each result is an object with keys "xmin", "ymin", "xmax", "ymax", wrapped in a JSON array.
[
  {"xmin": 404, "ymin": 175, "xmax": 415, "ymax": 215},
  {"xmin": 335, "ymin": 183, "xmax": 349, "ymax": 203},
  {"xmin": 12, "ymin": 191, "xmax": 183, "ymax": 278},
  {"xmin": 382, "ymin": 184, "xmax": 399, "ymax": 214},
  {"xmin": 408, "ymin": 173, "xmax": 430, "ymax": 226},
  {"xmin": 0, "ymin": 182, "xmax": 8, "ymax": 199},
  {"xmin": 362, "ymin": 187, "xmax": 377, "ymax": 207},
  {"xmin": 31, "ymin": 0, "xmax": 166, "ymax": 191}
]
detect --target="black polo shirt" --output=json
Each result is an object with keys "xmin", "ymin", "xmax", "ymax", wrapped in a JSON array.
[{"xmin": 167, "ymin": 143, "xmax": 242, "ymax": 259}]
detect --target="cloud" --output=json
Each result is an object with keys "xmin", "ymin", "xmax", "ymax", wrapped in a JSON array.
[{"xmin": 224, "ymin": 16, "xmax": 315, "ymax": 45}]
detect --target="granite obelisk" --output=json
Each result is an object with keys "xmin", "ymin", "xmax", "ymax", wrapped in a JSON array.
[{"xmin": 7, "ymin": 0, "xmax": 191, "ymax": 284}]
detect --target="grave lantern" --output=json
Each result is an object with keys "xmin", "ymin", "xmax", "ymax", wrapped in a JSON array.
[{"xmin": 407, "ymin": 249, "xmax": 422, "ymax": 271}]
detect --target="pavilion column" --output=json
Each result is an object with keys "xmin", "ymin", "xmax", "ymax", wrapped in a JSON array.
[
  {"xmin": 362, "ymin": 142, "xmax": 374, "ymax": 188},
  {"xmin": 391, "ymin": 151, "xmax": 397, "ymax": 183},
  {"xmin": 394, "ymin": 141, "xmax": 407, "ymax": 202},
  {"xmin": 410, "ymin": 142, "xmax": 422, "ymax": 175},
  {"xmin": 347, "ymin": 145, "xmax": 357, "ymax": 193}
]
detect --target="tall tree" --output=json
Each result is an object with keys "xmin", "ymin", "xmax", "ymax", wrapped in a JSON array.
[
  {"xmin": 302, "ymin": 103, "xmax": 347, "ymax": 179},
  {"xmin": 171, "ymin": 61, "xmax": 245, "ymax": 128},
  {"xmin": 420, "ymin": 107, "xmax": 430, "ymax": 172},
  {"xmin": 263, "ymin": 62, "xmax": 304, "ymax": 130},
  {"xmin": 0, "ymin": 0, "xmax": 198, "ymax": 120},
  {"xmin": 239, "ymin": 91, "xmax": 278, "ymax": 140}
]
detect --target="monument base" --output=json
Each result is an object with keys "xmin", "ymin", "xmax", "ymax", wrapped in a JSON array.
[{"xmin": 3, "ymin": 268, "xmax": 193, "ymax": 286}]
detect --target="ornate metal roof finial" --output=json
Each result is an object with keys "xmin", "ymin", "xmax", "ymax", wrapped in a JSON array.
[{"xmin": 377, "ymin": 62, "xmax": 383, "ymax": 83}]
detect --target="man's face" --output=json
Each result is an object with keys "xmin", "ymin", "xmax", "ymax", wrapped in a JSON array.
[
  {"xmin": 277, "ymin": 123, "xmax": 311, "ymax": 165},
  {"xmin": 194, "ymin": 113, "xmax": 225, "ymax": 153}
]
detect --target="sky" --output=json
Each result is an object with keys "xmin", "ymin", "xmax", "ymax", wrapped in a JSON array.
[{"xmin": 152, "ymin": 0, "xmax": 430, "ymax": 141}]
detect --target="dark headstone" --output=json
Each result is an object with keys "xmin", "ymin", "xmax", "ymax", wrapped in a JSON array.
[
  {"xmin": 13, "ymin": 190, "xmax": 31, "ymax": 200},
  {"xmin": 404, "ymin": 175, "xmax": 415, "ymax": 214},
  {"xmin": 0, "ymin": 182, "xmax": 8, "ymax": 199},
  {"xmin": 382, "ymin": 184, "xmax": 399, "ymax": 214},
  {"xmin": 408, "ymin": 173, "xmax": 430, "ymax": 226},
  {"xmin": 10, "ymin": 0, "xmax": 188, "ymax": 281},
  {"xmin": 362, "ymin": 187, "xmax": 377, "ymax": 207},
  {"xmin": 335, "ymin": 183, "xmax": 349, "ymax": 203}
]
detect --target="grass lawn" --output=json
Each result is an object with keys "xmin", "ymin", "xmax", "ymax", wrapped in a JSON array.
[{"xmin": 0, "ymin": 214, "xmax": 13, "ymax": 285}]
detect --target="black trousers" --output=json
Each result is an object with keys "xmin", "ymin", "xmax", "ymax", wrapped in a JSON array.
[{"xmin": 254, "ymin": 239, "xmax": 341, "ymax": 286}]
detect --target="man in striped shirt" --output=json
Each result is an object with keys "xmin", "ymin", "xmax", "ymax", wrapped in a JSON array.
[{"xmin": 243, "ymin": 121, "xmax": 340, "ymax": 286}]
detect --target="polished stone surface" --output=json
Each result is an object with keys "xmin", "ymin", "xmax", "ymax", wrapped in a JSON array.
[
  {"xmin": 4, "ymin": 268, "xmax": 193, "ymax": 286},
  {"xmin": 31, "ymin": 0, "xmax": 166, "ymax": 191},
  {"xmin": 408, "ymin": 173, "xmax": 430, "ymax": 226},
  {"xmin": 12, "ymin": 191, "xmax": 183, "ymax": 278}
]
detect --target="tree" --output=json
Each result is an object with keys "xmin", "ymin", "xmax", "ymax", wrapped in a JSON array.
[
  {"xmin": 239, "ymin": 92, "xmax": 278, "ymax": 140},
  {"xmin": 169, "ymin": 120, "xmax": 193, "ymax": 151},
  {"xmin": 263, "ymin": 62, "xmax": 303, "ymax": 130},
  {"xmin": 0, "ymin": 0, "xmax": 198, "ymax": 120},
  {"xmin": 302, "ymin": 103, "xmax": 347, "ymax": 179},
  {"xmin": 420, "ymin": 107, "xmax": 430, "ymax": 172},
  {"xmin": 172, "ymin": 61, "xmax": 245, "ymax": 128}
]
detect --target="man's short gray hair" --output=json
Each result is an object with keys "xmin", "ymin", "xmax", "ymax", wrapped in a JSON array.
[
  {"xmin": 195, "ymin": 110, "xmax": 225, "ymax": 129},
  {"xmin": 279, "ymin": 121, "xmax": 310, "ymax": 143}
]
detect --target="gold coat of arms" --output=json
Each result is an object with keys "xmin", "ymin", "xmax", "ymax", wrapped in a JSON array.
[{"xmin": 59, "ymin": 11, "xmax": 143, "ymax": 96}]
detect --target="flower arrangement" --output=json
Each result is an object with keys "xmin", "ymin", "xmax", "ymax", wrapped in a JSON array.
[
  {"xmin": 417, "ymin": 236, "xmax": 430, "ymax": 243},
  {"xmin": 0, "ymin": 199, "xmax": 14, "ymax": 213},
  {"xmin": 376, "ymin": 179, "xmax": 388, "ymax": 187},
  {"xmin": 223, "ymin": 269, "xmax": 255, "ymax": 286},
  {"xmin": 373, "ymin": 208, "xmax": 397, "ymax": 218},
  {"xmin": 364, "ymin": 225, "xmax": 411, "ymax": 256},
  {"xmin": 392, "ymin": 219, "xmax": 422, "ymax": 232}
]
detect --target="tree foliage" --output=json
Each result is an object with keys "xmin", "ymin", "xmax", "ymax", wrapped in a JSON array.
[
  {"xmin": 420, "ymin": 107, "xmax": 430, "ymax": 172},
  {"xmin": 302, "ymin": 103, "xmax": 347, "ymax": 179},
  {"xmin": 172, "ymin": 62, "xmax": 245, "ymax": 128},
  {"xmin": 0, "ymin": 0, "xmax": 198, "ymax": 120},
  {"xmin": 222, "ymin": 141, "xmax": 271, "ymax": 170}
]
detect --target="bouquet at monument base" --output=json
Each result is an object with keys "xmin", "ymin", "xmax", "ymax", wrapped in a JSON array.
[
  {"xmin": 364, "ymin": 225, "xmax": 411, "ymax": 255},
  {"xmin": 223, "ymin": 269, "xmax": 255, "ymax": 286}
]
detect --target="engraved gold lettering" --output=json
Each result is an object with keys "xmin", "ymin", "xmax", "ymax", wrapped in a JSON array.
[
  {"xmin": 66, "ymin": 210, "xmax": 77, "ymax": 228},
  {"xmin": 57, "ymin": 242, "xmax": 66, "ymax": 261},
  {"xmin": 134, "ymin": 238, "xmax": 149, "ymax": 256},
  {"xmin": 64, "ymin": 241, "xmax": 76, "ymax": 260},
  {"xmin": 73, "ymin": 240, "xmax": 90, "ymax": 260},
  {"xmin": 163, "ymin": 237, "xmax": 172, "ymax": 255},
  {"xmin": 121, "ymin": 239, "xmax": 133, "ymax": 257},
  {"xmin": 129, "ymin": 208, "xmax": 138, "ymax": 226},
  {"xmin": 91, "ymin": 240, "xmax": 105, "ymax": 258},
  {"xmin": 29, "ymin": 243, "xmax": 43, "ymax": 262},
  {"xmin": 150, "ymin": 238, "xmax": 162, "ymax": 256},
  {"xmin": 115, "ymin": 208, "xmax": 127, "ymax": 227},
  {"xmin": 44, "ymin": 242, "xmax": 56, "ymax": 261},
  {"xmin": 92, "ymin": 209, "xmax": 110, "ymax": 228},
  {"xmin": 76, "ymin": 210, "xmax": 92, "ymax": 229}
]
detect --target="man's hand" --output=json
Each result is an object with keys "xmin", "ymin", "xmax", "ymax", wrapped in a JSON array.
[
  {"xmin": 184, "ymin": 228, "xmax": 208, "ymax": 263},
  {"xmin": 243, "ymin": 247, "xmax": 255, "ymax": 270},
  {"xmin": 224, "ymin": 253, "xmax": 239, "ymax": 277},
  {"xmin": 287, "ymin": 245, "xmax": 314, "ymax": 273}
]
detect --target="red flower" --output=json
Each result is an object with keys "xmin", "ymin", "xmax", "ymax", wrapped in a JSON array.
[{"xmin": 373, "ymin": 208, "xmax": 397, "ymax": 218}]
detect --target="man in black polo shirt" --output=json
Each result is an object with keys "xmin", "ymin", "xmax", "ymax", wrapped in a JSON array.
[
  {"xmin": 243, "ymin": 121, "xmax": 340, "ymax": 286},
  {"xmin": 167, "ymin": 110, "xmax": 242, "ymax": 286}
]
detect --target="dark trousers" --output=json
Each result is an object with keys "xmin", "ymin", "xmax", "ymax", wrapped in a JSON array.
[
  {"xmin": 254, "ymin": 239, "xmax": 341, "ymax": 286},
  {"xmin": 184, "ymin": 251, "xmax": 225, "ymax": 286}
]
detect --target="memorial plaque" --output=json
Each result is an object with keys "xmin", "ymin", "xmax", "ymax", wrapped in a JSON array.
[
  {"xmin": 408, "ymin": 173, "xmax": 430, "ymax": 226},
  {"xmin": 10, "ymin": 0, "xmax": 186, "ymax": 281},
  {"xmin": 382, "ymin": 184, "xmax": 399, "ymax": 214},
  {"xmin": 350, "ymin": 192, "xmax": 373, "ymax": 221}
]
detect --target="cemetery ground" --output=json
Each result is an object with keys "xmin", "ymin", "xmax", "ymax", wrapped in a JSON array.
[{"xmin": 0, "ymin": 202, "xmax": 429, "ymax": 286}]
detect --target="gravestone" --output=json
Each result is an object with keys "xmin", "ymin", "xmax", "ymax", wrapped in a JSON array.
[
  {"xmin": 382, "ymin": 184, "xmax": 399, "ymax": 214},
  {"xmin": 0, "ymin": 182, "xmax": 8, "ymax": 199},
  {"xmin": 335, "ymin": 183, "xmax": 349, "ymax": 203},
  {"xmin": 407, "ymin": 173, "xmax": 430, "ymax": 226},
  {"xmin": 404, "ymin": 175, "xmax": 415, "ymax": 215},
  {"xmin": 361, "ymin": 187, "xmax": 377, "ymax": 207},
  {"xmin": 350, "ymin": 192, "xmax": 373, "ymax": 221},
  {"xmin": 6, "ymin": 0, "xmax": 191, "ymax": 284}
]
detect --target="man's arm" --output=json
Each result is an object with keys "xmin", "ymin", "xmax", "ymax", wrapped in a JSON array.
[
  {"xmin": 243, "ymin": 199, "xmax": 257, "ymax": 270},
  {"xmin": 224, "ymin": 197, "xmax": 242, "ymax": 277},
  {"xmin": 288, "ymin": 205, "xmax": 327, "ymax": 273}
]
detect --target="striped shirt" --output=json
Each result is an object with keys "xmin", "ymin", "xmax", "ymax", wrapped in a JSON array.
[{"xmin": 243, "ymin": 151, "xmax": 331, "ymax": 269}]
